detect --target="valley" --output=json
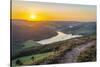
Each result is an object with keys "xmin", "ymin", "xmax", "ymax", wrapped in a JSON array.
[{"xmin": 11, "ymin": 20, "xmax": 96, "ymax": 66}]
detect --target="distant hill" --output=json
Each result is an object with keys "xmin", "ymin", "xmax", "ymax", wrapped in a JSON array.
[
  {"xmin": 43, "ymin": 21, "xmax": 96, "ymax": 35},
  {"xmin": 12, "ymin": 20, "xmax": 58, "ymax": 42},
  {"xmin": 60, "ymin": 22, "xmax": 96, "ymax": 35}
]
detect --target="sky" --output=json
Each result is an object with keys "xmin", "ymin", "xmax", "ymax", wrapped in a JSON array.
[{"xmin": 12, "ymin": 0, "xmax": 96, "ymax": 22}]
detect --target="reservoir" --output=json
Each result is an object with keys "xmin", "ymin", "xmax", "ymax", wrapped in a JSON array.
[{"xmin": 37, "ymin": 31, "xmax": 82, "ymax": 45}]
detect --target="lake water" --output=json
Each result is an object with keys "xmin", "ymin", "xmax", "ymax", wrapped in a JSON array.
[{"xmin": 37, "ymin": 31, "xmax": 82, "ymax": 45}]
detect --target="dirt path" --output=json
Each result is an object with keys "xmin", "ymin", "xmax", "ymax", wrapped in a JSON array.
[{"xmin": 59, "ymin": 41, "xmax": 96, "ymax": 63}]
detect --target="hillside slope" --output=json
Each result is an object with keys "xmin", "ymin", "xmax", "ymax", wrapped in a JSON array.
[{"xmin": 12, "ymin": 34, "xmax": 96, "ymax": 66}]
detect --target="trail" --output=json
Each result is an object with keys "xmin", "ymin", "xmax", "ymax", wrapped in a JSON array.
[{"xmin": 59, "ymin": 41, "xmax": 95, "ymax": 63}]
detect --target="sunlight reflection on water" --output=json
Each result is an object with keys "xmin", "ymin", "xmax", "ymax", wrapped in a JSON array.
[{"xmin": 37, "ymin": 31, "xmax": 82, "ymax": 45}]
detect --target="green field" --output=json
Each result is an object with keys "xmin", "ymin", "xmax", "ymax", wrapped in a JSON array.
[{"xmin": 12, "ymin": 52, "xmax": 55, "ymax": 66}]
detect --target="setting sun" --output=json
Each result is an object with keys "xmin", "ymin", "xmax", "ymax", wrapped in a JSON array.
[
  {"xmin": 12, "ymin": 1, "xmax": 96, "ymax": 21},
  {"xmin": 29, "ymin": 15, "xmax": 37, "ymax": 20}
]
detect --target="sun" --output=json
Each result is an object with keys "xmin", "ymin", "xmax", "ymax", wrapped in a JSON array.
[
  {"xmin": 30, "ymin": 15, "xmax": 36, "ymax": 19},
  {"xmin": 29, "ymin": 15, "xmax": 37, "ymax": 21}
]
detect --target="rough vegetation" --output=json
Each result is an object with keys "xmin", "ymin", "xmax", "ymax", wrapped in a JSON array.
[
  {"xmin": 77, "ymin": 45, "xmax": 96, "ymax": 62},
  {"xmin": 12, "ymin": 34, "xmax": 96, "ymax": 66}
]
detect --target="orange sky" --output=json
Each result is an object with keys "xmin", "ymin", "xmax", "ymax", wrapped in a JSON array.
[{"xmin": 12, "ymin": 0, "xmax": 96, "ymax": 22}]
